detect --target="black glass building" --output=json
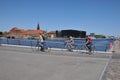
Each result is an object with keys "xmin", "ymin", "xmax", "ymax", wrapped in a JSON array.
[{"xmin": 56, "ymin": 29, "xmax": 86, "ymax": 38}]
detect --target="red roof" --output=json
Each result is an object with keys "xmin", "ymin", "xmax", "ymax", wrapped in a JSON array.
[
  {"xmin": 9, "ymin": 27, "xmax": 43, "ymax": 35},
  {"xmin": 23, "ymin": 30, "xmax": 43, "ymax": 35}
]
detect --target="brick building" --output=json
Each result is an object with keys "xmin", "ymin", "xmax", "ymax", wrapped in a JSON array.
[{"xmin": 7, "ymin": 27, "xmax": 43, "ymax": 39}]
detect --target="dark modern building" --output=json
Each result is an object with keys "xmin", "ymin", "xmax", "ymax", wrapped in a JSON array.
[
  {"xmin": 0, "ymin": 32, "xmax": 3, "ymax": 37},
  {"xmin": 56, "ymin": 29, "xmax": 86, "ymax": 38}
]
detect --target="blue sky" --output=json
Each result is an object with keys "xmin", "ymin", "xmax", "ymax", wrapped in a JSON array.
[{"xmin": 0, "ymin": 0, "xmax": 120, "ymax": 36}]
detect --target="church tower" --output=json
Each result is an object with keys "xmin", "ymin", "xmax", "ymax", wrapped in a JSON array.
[{"xmin": 37, "ymin": 23, "xmax": 40, "ymax": 30}]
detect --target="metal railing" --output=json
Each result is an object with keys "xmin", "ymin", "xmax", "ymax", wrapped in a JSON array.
[{"xmin": 0, "ymin": 38, "xmax": 112, "ymax": 52}]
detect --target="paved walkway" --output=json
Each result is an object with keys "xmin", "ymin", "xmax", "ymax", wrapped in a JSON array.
[
  {"xmin": 106, "ymin": 39, "xmax": 120, "ymax": 80},
  {"xmin": 113, "ymin": 40, "xmax": 120, "ymax": 53},
  {"xmin": 0, "ymin": 45, "xmax": 111, "ymax": 80}
]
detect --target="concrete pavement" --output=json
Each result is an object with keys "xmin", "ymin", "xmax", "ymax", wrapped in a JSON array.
[
  {"xmin": 106, "ymin": 40, "xmax": 120, "ymax": 80},
  {"xmin": 0, "ymin": 46, "xmax": 111, "ymax": 80}
]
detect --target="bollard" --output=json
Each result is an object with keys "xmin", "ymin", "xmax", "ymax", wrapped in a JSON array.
[{"xmin": 110, "ymin": 42, "xmax": 113, "ymax": 49}]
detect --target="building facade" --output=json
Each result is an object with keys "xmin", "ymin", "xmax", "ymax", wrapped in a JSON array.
[
  {"xmin": 56, "ymin": 29, "xmax": 86, "ymax": 38},
  {"xmin": 7, "ymin": 27, "xmax": 43, "ymax": 39}
]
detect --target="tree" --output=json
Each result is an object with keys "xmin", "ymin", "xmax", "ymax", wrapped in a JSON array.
[{"xmin": 95, "ymin": 34, "xmax": 106, "ymax": 38}]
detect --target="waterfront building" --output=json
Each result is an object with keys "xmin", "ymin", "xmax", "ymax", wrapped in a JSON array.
[
  {"xmin": 0, "ymin": 31, "xmax": 3, "ymax": 37},
  {"xmin": 47, "ymin": 31, "xmax": 56, "ymax": 39},
  {"xmin": 6, "ymin": 27, "xmax": 43, "ymax": 39},
  {"xmin": 56, "ymin": 29, "xmax": 86, "ymax": 38}
]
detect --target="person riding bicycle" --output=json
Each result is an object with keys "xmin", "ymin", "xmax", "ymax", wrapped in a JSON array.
[
  {"xmin": 64, "ymin": 36, "xmax": 74, "ymax": 51},
  {"xmin": 39, "ymin": 34, "xmax": 45, "ymax": 51},
  {"xmin": 85, "ymin": 36, "xmax": 93, "ymax": 53}
]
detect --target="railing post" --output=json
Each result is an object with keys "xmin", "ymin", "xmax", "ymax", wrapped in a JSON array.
[
  {"xmin": 105, "ymin": 43, "xmax": 107, "ymax": 52},
  {"xmin": 7, "ymin": 39, "xmax": 9, "ymax": 44},
  {"xmin": 30, "ymin": 40, "xmax": 33, "ymax": 47},
  {"xmin": 0, "ymin": 37, "xmax": 1, "ymax": 46},
  {"xmin": 18, "ymin": 39, "xmax": 20, "ymax": 45}
]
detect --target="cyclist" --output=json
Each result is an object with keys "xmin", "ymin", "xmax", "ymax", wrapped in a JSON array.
[
  {"xmin": 64, "ymin": 36, "xmax": 74, "ymax": 51},
  {"xmin": 85, "ymin": 36, "xmax": 93, "ymax": 53},
  {"xmin": 38, "ymin": 34, "xmax": 45, "ymax": 51}
]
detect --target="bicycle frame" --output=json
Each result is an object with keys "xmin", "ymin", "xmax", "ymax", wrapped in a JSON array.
[
  {"xmin": 32, "ymin": 41, "xmax": 51, "ymax": 52},
  {"xmin": 64, "ymin": 42, "xmax": 75, "ymax": 51},
  {"xmin": 75, "ymin": 43, "xmax": 95, "ymax": 54}
]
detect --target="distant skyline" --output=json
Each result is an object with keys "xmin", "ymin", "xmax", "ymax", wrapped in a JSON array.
[{"xmin": 0, "ymin": 0, "xmax": 120, "ymax": 36}]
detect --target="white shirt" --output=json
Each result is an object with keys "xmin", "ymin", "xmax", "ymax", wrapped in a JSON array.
[{"xmin": 39, "ymin": 35, "xmax": 43, "ymax": 42}]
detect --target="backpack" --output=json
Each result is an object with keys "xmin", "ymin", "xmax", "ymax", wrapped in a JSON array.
[{"xmin": 42, "ymin": 35, "xmax": 45, "ymax": 40}]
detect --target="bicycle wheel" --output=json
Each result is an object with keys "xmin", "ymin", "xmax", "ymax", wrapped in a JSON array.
[
  {"xmin": 31, "ymin": 43, "xmax": 41, "ymax": 52},
  {"xmin": 85, "ymin": 45, "xmax": 95, "ymax": 55},
  {"xmin": 91, "ymin": 45, "xmax": 96, "ymax": 53},
  {"xmin": 44, "ymin": 44, "xmax": 51, "ymax": 52},
  {"xmin": 81, "ymin": 45, "xmax": 91, "ymax": 54},
  {"xmin": 75, "ymin": 44, "xmax": 86, "ymax": 53}
]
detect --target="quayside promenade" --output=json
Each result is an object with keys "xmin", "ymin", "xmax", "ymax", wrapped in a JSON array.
[
  {"xmin": 0, "ymin": 45, "xmax": 113, "ymax": 80},
  {"xmin": 106, "ymin": 40, "xmax": 120, "ymax": 80}
]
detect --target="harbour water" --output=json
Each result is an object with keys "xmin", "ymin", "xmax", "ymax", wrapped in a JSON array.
[{"xmin": 0, "ymin": 38, "xmax": 114, "ymax": 52}]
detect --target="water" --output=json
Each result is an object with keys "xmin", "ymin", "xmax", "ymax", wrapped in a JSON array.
[{"xmin": 0, "ymin": 38, "xmax": 114, "ymax": 52}]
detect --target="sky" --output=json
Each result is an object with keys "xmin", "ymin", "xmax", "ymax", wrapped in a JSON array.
[{"xmin": 0, "ymin": 0, "xmax": 120, "ymax": 36}]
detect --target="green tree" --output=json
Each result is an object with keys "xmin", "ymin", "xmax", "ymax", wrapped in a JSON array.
[{"xmin": 95, "ymin": 34, "xmax": 106, "ymax": 38}]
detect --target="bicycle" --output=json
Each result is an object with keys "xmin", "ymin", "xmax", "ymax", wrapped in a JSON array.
[
  {"xmin": 64, "ymin": 41, "xmax": 75, "ymax": 52},
  {"xmin": 32, "ymin": 41, "xmax": 51, "ymax": 52},
  {"xmin": 76, "ymin": 43, "xmax": 96, "ymax": 55}
]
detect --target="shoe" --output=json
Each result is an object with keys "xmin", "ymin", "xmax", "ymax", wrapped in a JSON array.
[
  {"xmin": 68, "ymin": 49, "xmax": 73, "ymax": 52},
  {"xmin": 88, "ymin": 52, "xmax": 92, "ymax": 55}
]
